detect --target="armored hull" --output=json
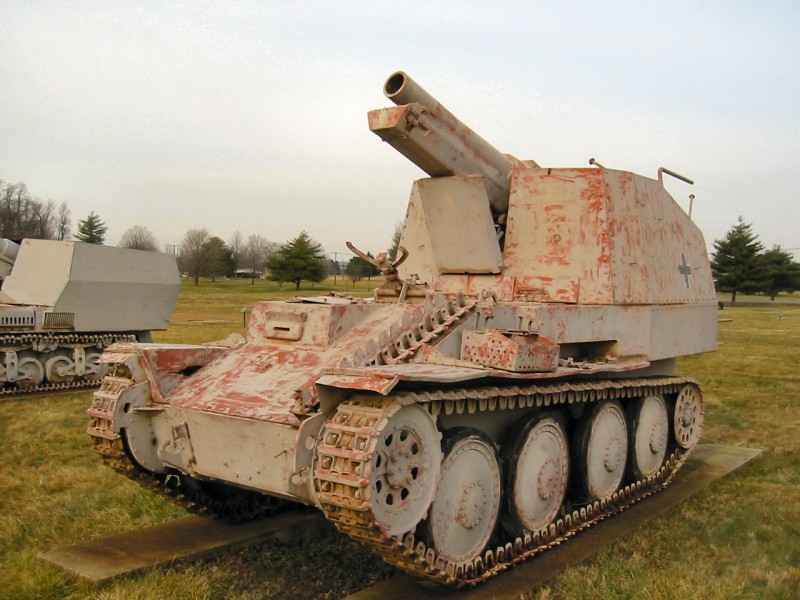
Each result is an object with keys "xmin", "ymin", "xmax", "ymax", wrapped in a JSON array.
[{"xmin": 88, "ymin": 72, "xmax": 715, "ymax": 586}]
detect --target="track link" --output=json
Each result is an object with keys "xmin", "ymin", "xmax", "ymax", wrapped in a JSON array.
[
  {"xmin": 314, "ymin": 377, "xmax": 696, "ymax": 587},
  {"xmin": 0, "ymin": 376, "xmax": 107, "ymax": 398}
]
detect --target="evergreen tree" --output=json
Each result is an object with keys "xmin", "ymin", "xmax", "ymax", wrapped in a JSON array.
[
  {"xmin": 74, "ymin": 211, "xmax": 107, "ymax": 244},
  {"xmin": 201, "ymin": 236, "xmax": 234, "ymax": 281},
  {"xmin": 266, "ymin": 231, "xmax": 326, "ymax": 290},
  {"xmin": 387, "ymin": 222, "xmax": 403, "ymax": 262},
  {"xmin": 711, "ymin": 217, "xmax": 764, "ymax": 302},
  {"xmin": 345, "ymin": 254, "xmax": 369, "ymax": 283},
  {"xmin": 345, "ymin": 251, "xmax": 382, "ymax": 283},
  {"xmin": 761, "ymin": 245, "xmax": 800, "ymax": 300},
  {"xmin": 365, "ymin": 252, "xmax": 381, "ymax": 279}
]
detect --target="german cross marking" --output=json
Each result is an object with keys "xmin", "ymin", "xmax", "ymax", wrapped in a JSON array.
[{"xmin": 678, "ymin": 253, "xmax": 692, "ymax": 288}]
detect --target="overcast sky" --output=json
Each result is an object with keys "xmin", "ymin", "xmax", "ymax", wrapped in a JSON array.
[{"xmin": 1, "ymin": 1, "xmax": 798, "ymax": 260}]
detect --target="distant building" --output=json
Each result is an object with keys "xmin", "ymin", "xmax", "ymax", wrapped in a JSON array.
[{"xmin": 234, "ymin": 268, "xmax": 263, "ymax": 279}]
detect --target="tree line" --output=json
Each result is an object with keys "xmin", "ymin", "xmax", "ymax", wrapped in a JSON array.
[
  {"xmin": 177, "ymin": 223, "xmax": 402, "ymax": 289},
  {"xmin": 0, "ymin": 178, "xmax": 376, "ymax": 290},
  {"xmin": 177, "ymin": 228, "xmax": 395, "ymax": 289},
  {"xmin": 1, "ymin": 178, "xmax": 113, "ymax": 245},
  {"xmin": 178, "ymin": 229, "xmax": 273, "ymax": 285},
  {"xmin": 711, "ymin": 217, "xmax": 800, "ymax": 302},
  {"xmin": 0, "ymin": 179, "xmax": 71, "ymax": 241}
]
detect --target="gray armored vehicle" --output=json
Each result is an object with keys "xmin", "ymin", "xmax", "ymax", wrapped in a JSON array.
[
  {"xmin": 89, "ymin": 72, "xmax": 716, "ymax": 586},
  {"xmin": 0, "ymin": 238, "xmax": 179, "ymax": 394}
]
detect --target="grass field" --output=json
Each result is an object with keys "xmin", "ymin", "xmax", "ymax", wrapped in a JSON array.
[{"xmin": 1, "ymin": 279, "xmax": 798, "ymax": 599}]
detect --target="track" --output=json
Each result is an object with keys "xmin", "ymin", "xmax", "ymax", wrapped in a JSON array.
[
  {"xmin": 0, "ymin": 332, "xmax": 136, "ymax": 398},
  {"xmin": 0, "ymin": 376, "xmax": 103, "ymax": 398},
  {"xmin": 315, "ymin": 377, "xmax": 696, "ymax": 588},
  {"xmin": 344, "ymin": 444, "xmax": 762, "ymax": 599}
]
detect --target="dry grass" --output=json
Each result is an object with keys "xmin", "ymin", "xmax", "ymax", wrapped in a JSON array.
[
  {"xmin": 158, "ymin": 277, "xmax": 377, "ymax": 344},
  {"xmin": 1, "ymin": 282, "xmax": 798, "ymax": 599}
]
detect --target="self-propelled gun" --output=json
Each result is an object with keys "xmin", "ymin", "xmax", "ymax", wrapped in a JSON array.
[{"xmin": 88, "ymin": 72, "xmax": 715, "ymax": 586}]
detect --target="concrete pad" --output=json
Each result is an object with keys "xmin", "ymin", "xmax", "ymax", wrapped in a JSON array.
[
  {"xmin": 40, "ymin": 510, "xmax": 322, "ymax": 582},
  {"xmin": 344, "ymin": 444, "xmax": 763, "ymax": 600},
  {"xmin": 40, "ymin": 445, "xmax": 760, "ymax": 589}
]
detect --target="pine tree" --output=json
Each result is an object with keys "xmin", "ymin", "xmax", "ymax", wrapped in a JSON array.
[
  {"xmin": 710, "ymin": 217, "xmax": 764, "ymax": 303},
  {"xmin": 345, "ymin": 255, "xmax": 369, "ymax": 283},
  {"xmin": 387, "ymin": 222, "xmax": 403, "ymax": 262},
  {"xmin": 74, "ymin": 211, "xmax": 107, "ymax": 244},
  {"xmin": 201, "ymin": 236, "xmax": 234, "ymax": 282},
  {"xmin": 266, "ymin": 231, "xmax": 326, "ymax": 290},
  {"xmin": 761, "ymin": 245, "xmax": 800, "ymax": 300}
]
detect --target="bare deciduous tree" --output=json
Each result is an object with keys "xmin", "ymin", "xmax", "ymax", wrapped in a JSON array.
[
  {"xmin": 179, "ymin": 228, "xmax": 210, "ymax": 285},
  {"xmin": 229, "ymin": 230, "xmax": 244, "ymax": 271},
  {"xmin": 56, "ymin": 202, "xmax": 71, "ymax": 240},
  {"xmin": 243, "ymin": 234, "xmax": 273, "ymax": 284},
  {"xmin": 0, "ymin": 180, "xmax": 68, "ymax": 240},
  {"xmin": 29, "ymin": 200, "xmax": 56, "ymax": 239},
  {"xmin": 120, "ymin": 225, "xmax": 159, "ymax": 251}
]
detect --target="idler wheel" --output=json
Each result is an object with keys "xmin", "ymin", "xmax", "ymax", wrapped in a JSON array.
[
  {"xmin": 673, "ymin": 383, "xmax": 704, "ymax": 449},
  {"xmin": 573, "ymin": 400, "xmax": 628, "ymax": 502},
  {"xmin": 503, "ymin": 414, "xmax": 569, "ymax": 534},
  {"xmin": 627, "ymin": 395, "xmax": 669, "ymax": 480},
  {"xmin": 421, "ymin": 428, "xmax": 501, "ymax": 564}
]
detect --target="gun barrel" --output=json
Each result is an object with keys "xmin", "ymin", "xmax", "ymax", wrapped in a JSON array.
[
  {"xmin": 383, "ymin": 71, "xmax": 443, "ymax": 112},
  {"xmin": 369, "ymin": 72, "xmax": 520, "ymax": 213}
]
